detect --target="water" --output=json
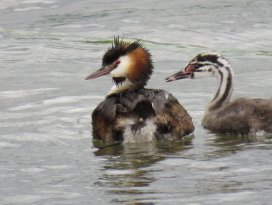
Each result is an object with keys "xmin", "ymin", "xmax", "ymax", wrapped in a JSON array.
[{"xmin": 1, "ymin": 0, "xmax": 272, "ymax": 204}]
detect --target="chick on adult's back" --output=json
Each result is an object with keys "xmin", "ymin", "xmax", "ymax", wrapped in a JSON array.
[{"xmin": 86, "ymin": 38, "xmax": 194, "ymax": 147}]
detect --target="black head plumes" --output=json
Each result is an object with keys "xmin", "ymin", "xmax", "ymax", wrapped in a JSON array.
[{"xmin": 102, "ymin": 37, "xmax": 141, "ymax": 66}]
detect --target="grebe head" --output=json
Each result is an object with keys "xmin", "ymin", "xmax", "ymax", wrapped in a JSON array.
[
  {"xmin": 85, "ymin": 37, "xmax": 153, "ymax": 92},
  {"xmin": 166, "ymin": 52, "xmax": 230, "ymax": 82}
]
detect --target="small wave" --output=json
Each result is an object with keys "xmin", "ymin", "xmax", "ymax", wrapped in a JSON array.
[
  {"xmin": 22, "ymin": 0, "xmax": 55, "ymax": 4},
  {"xmin": 8, "ymin": 95, "xmax": 103, "ymax": 111},
  {"xmin": 43, "ymin": 165, "xmax": 72, "ymax": 170},
  {"xmin": 0, "ymin": 88, "xmax": 59, "ymax": 98},
  {"xmin": 0, "ymin": 142, "xmax": 21, "ymax": 148},
  {"xmin": 14, "ymin": 6, "xmax": 42, "ymax": 11},
  {"xmin": 1, "ymin": 195, "xmax": 47, "ymax": 204},
  {"xmin": 20, "ymin": 167, "xmax": 45, "ymax": 173}
]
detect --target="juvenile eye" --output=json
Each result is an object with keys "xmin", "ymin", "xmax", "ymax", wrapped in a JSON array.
[
  {"xmin": 194, "ymin": 63, "xmax": 201, "ymax": 69},
  {"xmin": 116, "ymin": 60, "xmax": 121, "ymax": 65}
]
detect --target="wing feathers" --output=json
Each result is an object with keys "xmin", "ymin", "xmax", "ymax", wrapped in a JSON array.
[{"xmin": 92, "ymin": 89, "xmax": 194, "ymax": 142}]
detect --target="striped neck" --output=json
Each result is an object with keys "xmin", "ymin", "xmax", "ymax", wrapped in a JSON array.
[{"xmin": 207, "ymin": 63, "xmax": 234, "ymax": 111}]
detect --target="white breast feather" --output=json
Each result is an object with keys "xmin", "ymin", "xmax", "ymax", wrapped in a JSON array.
[{"xmin": 123, "ymin": 119, "xmax": 157, "ymax": 144}]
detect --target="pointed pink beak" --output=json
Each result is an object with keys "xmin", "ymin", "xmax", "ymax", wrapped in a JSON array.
[
  {"xmin": 85, "ymin": 63, "xmax": 116, "ymax": 80},
  {"xmin": 165, "ymin": 64, "xmax": 194, "ymax": 82}
]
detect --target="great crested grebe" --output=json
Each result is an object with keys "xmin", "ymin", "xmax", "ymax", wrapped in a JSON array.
[
  {"xmin": 166, "ymin": 53, "xmax": 272, "ymax": 135},
  {"xmin": 86, "ymin": 38, "xmax": 194, "ymax": 147}
]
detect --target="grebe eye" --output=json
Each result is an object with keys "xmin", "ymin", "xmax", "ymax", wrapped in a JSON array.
[{"xmin": 116, "ymin": 60, "xmax": 121, "ymax": 65}]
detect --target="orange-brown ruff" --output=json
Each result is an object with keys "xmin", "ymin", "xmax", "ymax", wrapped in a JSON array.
[
  {"xmin": 166, "ymin": 53, "xmax": 272, "ymax": 136},
  {"xmin": 86, "ymin": 38, "xmax": 194, "ymax": 148}
]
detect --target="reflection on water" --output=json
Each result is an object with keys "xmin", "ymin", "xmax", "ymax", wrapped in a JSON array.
[
  {"xmin": 93, "ymin": 133, "xmax": 272, "ymax": 204},
  {"xmin": 94, "ymin": 139, "xmax": 192, "ymax": 204},
  {"xmin": 92, "ymin": 132, "xmax": 272, "ymax": 204},
  {"xmin": 95, "ymin": 139, "xmax": 193, "ymax": 204}
]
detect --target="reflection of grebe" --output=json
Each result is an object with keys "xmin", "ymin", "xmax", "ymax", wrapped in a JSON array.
[
  {"xmin": 86, "ymin": 38, "xmax": 194, "ymax": 147},
  {"xmin": 166, "ymin": 53, "xmax": 272, "ymax": 135}
]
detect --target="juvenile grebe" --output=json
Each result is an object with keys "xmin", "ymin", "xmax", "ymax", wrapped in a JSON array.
[
  {"xmin": 166, "ymin": 53, "xmax": 272, "ymax": 135},
  {"xmin": 86, "ymin": 38, "xmax": 194, "ymax": 147}
]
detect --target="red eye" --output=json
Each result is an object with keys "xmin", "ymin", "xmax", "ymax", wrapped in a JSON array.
[{"xmin": 116, "ymin": 60, "xmax": 120, "ymax": 65}]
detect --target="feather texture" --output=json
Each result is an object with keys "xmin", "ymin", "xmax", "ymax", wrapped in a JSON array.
[{"xmin": 92, "ymin": 89, "xmax": 194, "ymax": 145}]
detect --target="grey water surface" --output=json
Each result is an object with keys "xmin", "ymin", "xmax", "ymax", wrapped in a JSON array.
[{"xmin": 1, "ymin": 0, "xmax": 272, "ymax": 204}]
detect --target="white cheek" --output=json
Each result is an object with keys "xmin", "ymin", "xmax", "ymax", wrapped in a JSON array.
[
  {"xmin": 110, "ymin": 55, "xmax": 130, "ymax": 77},
  {"xmin": 194, "ymin": 72, "xmax": 212, "ymax": 78}
]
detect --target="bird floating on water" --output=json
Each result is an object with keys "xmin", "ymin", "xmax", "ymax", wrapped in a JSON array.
[
  {"xmin": 86, "ymin": 37, "xmax": 194, "ymax": 148},
  {"xmin": 166, "ymin": 52, "xmax": 272, "ymax": 136}
]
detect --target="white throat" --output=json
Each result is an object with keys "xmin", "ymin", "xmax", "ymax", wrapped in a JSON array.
[{"xmin": 108, "ymin": 79, "xmax": 135, "ymax": 95}]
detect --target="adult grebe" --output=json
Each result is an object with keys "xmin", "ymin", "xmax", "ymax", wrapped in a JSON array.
[
  {"xmin": 166, "ymin": 53, "xmax": 272, "ymax": 135},
  {"xmin": 86, "ymin": 38, "xmax": 194, "ymax": 147}
]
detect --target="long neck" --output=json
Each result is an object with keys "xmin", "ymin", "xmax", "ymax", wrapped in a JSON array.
[{"xmin": 207, "ymin": 64, "xmax": 234, "ymax": 111}]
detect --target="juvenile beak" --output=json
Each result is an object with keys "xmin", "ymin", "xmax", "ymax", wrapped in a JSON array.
[
  {"xmin": 165, "ymin": 64, "xmax": 194, "ymax": 82},
  {"xmin": 85, "ymin": 63, "xmax": 116, "ymax": 80}
]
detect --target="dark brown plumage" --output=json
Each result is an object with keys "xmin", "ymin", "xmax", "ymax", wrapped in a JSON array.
[
  {"xmin": 92, "ymin": 89, "xmax": 194, "ymax": 146},
  {"xmin": 203, "ymin": 98, "xmax": 272, "ymax": 135}
]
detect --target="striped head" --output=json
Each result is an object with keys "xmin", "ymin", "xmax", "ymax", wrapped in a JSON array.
[
  {"xmin": 85, "ymin": 37, "xmax": 153, "ymax": 91},
  {"xmin": 166, "ymin": 53, "xmax": 231, "ymax": 82}
]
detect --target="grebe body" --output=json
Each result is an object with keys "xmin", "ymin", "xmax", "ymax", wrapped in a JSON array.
[{"xmin": 86, "ymin": 38, "xmax": 194, "ymax": 147}]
